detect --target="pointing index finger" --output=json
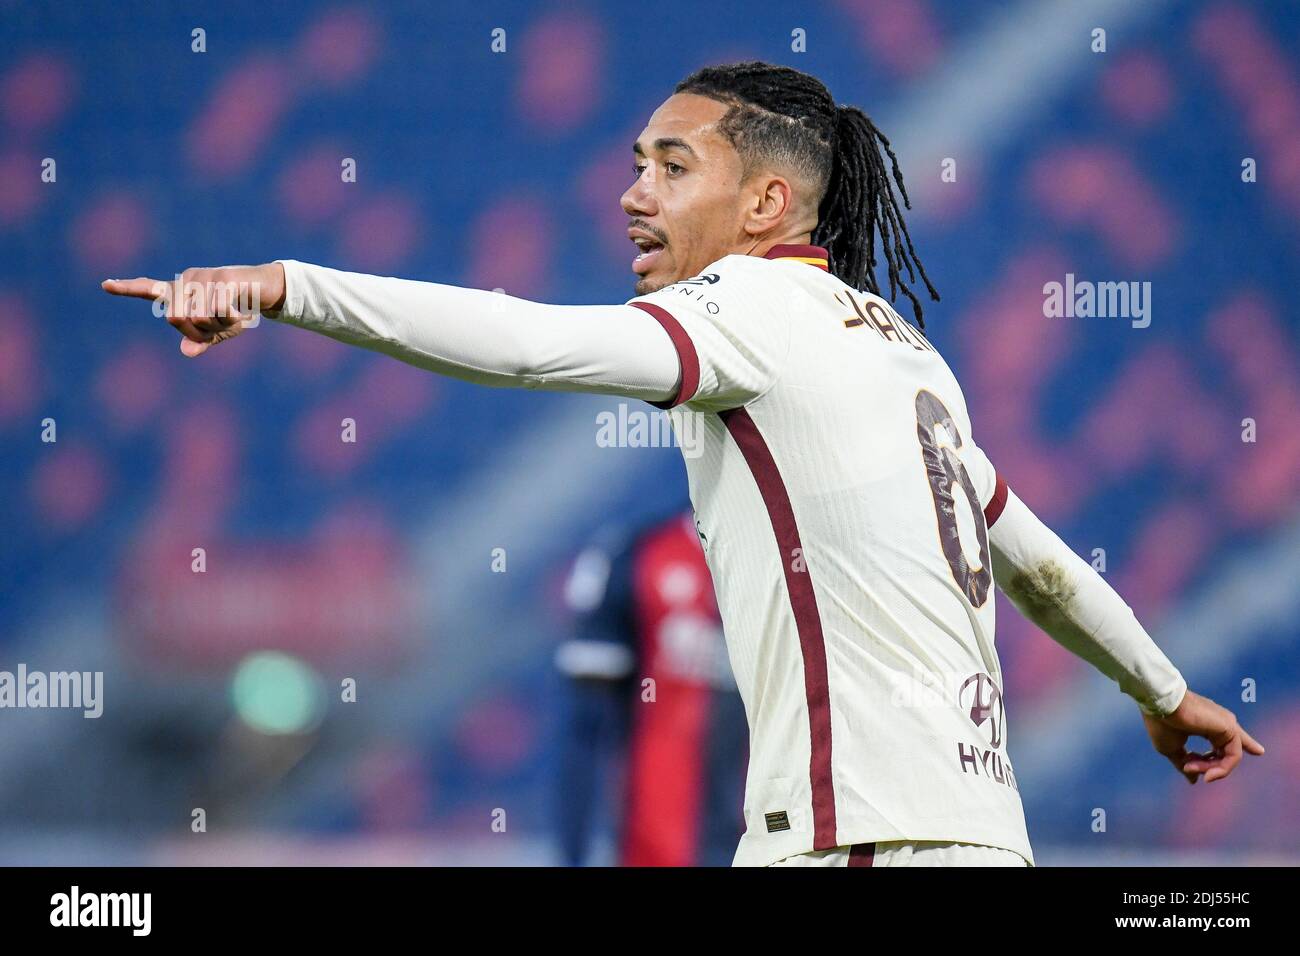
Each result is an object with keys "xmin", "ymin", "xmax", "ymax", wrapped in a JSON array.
[
  {"xmin": 1240, "ymin": 727, "xmax": 1265, "ymax": 756},
  {"xmin": 101, "ymin": 277, "xmax": 168, "ymax": 300}
]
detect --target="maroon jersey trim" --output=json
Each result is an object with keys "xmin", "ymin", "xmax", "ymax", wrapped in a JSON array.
[
  {"xmin": 719, "ymin": 406, "xmax": 837, "ymax": 851},
  {"xmin": 630, "ymin": 301, "xmax": 700, "ymax": 409}
]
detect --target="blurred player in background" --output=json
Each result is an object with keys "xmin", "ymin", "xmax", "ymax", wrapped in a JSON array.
[
  {"xmin": 104, "ymin": 60, "xmax": 1263, "ymax": 867},
  {"xmin": 555, "ymin": 511, "xmax": 747, "ymax": 866}
]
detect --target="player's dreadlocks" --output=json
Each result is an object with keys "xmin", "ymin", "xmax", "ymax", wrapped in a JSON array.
[{"xmin": 676, "ymin": 61, "xmax": 940, "ymax": 329}]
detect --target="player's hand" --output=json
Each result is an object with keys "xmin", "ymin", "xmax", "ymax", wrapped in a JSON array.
[
  {"xmin": 101, "ymin": 263, "xmax": 285, "ymax": 358},
  {"xmin": 1142, "ymin": 688, "xmax": 1264, "ymax": 785}
]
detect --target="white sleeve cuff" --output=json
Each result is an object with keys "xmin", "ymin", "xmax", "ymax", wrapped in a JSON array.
[{"xmin": 268, "ymin": 259, "xmax": 308, "ymax": 322}]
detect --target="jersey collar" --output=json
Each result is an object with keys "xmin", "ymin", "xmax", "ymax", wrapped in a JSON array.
[{"xmin": 763, "ymin": 244, "xmax": 829, "ymax": 271}]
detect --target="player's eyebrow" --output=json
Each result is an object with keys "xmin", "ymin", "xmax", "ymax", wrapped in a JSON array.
[{"xmin": 633, "ymin": 137, "xmax": 699, "ymax": 158}]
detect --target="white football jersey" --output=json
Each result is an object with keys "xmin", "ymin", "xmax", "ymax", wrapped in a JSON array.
[{"xmin": 627, "ymin": 245, "xmax": 1033, "ymax": 867}]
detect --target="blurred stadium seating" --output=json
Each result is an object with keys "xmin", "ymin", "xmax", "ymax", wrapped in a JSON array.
[{"xmin": 0, "ymin": 0, "xmax": 1296, "ymax": 864}]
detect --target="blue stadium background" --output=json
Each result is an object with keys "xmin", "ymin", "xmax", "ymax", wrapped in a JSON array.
[{"xmin": 0, "ymin": 0, "xmax": 1297, "ymax": 864}]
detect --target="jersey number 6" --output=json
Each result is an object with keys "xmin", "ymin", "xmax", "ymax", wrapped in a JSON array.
[{"xmin": 914, "ymin": 390, "xmax": 992, "ymax": 607}]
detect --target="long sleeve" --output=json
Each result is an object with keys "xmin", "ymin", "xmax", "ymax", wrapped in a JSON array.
[
  {"xmin": 988, "ymin": 487, "xmax": 1187, "ymax": 717},
  {"xmin": 265, "ymin": 259, "xmax": 682, "ymax": 403}
]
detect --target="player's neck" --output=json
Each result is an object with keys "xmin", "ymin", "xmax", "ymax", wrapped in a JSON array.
[{"xmin": 745, "ymin": 233, "xmax": 816, "ymax": 259}]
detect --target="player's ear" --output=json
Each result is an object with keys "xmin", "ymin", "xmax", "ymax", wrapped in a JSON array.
[{"xmin": 743, "ymin": 175, "xmax": 794, "ymax": 237}]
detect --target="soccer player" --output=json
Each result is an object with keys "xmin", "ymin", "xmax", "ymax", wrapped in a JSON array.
[
  {"xmin": 555, "ymin": 511, "xmax": 747, "ymax": 866},
  {"xmin": 103, "ymin": 61, "xmax": 1263, "ymax": 867}
]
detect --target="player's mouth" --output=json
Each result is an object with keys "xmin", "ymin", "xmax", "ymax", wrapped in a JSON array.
[{"xmin": 629, "ymin": 228, "xmax": 667, "ymax": 276}]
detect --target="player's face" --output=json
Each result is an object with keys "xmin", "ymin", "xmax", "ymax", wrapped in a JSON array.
[{"xmin": 622, "ymin": 93, "xmax": 750, "ymax": 295}]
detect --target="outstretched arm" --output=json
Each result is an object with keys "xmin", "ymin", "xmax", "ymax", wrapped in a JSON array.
[
  {"xmin": 988, "ymin": 486, "xmax": 1264, "ymax": 783},
  {"xmin": 988, "ymin": 487, "xmax": 1186, "ymax": 717},
  {"xmin": 102, "ymin": 261, "xmax": 683, "ymax": 403}
]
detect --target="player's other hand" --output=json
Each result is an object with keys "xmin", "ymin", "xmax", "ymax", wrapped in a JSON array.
[
  {"xmin": 101, "ymin": 263, "xmax": 286, "ymax": 358},
  {"xmin": 1142, "ymin": 688, "xmax": 1264, "ymax": 785}
]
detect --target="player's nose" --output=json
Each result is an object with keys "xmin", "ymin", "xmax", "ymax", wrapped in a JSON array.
[{"xmin": 620, "ymin": 176, "xmax": 656, "ymax": 218}]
